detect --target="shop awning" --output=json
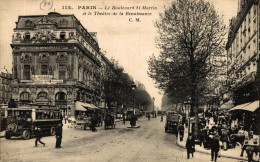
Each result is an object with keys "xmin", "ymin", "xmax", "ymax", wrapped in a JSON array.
[
  {"xmin": 75, "ymin": 101, "xmax": 88, "ymax": 111},
  {"xmin": 229, "ymin": 101, "xmax": 259, "ymax": 112},
  {"xmin": 229, "ymin": 102, "xmax": 251, "ymax": 112},
  {"xmin": 238, "ymin": 101, "xmax": 259, "ymax": 112}
]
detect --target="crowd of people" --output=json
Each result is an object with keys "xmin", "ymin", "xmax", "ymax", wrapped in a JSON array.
[{"xmin": 181, "ymin": 110, "xmax": 260, "ymax": 162}]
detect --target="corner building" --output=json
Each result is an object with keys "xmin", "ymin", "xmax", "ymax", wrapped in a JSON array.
[{"xmin": 11, "ymin": 12, "xmax": 102, "ymax": 116}]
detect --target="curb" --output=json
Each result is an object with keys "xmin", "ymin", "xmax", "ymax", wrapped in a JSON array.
[
  {"xmin": 176, "ymin": 140, "xmax": 248, "ymax": 161},
  {"xmin": 0, "ymin": 131, "xmax": 5, "ymax": 138}
]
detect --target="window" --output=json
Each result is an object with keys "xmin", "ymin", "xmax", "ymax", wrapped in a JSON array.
[
  {"xmin": 41, "ymin": 65, "xmax": 48, "ymax": 75},
  {"xmin": 60, "ymin": 32, "xmax": 66, "ymax": 39},
  {"xmin": 59, "ymin": 71, "xmax": 66, "ymax": 80},
  {"xmin": 59, "ymin": 65, "xmax": 66, "ymax": 80},
  {"xmin": 55, "ymin": 92, "xmax": 66, "ymax": 101},
  {"xmin": 23, "ymin": 65, "xmax": 30, "ymax": 80},
  {"xmin": 37, "ymin": 92, "xmax": 48, "ymax": 99},
  {"xmin": 20, "ymin": 92, "xmax": 30, "ymax": 101},
  {"xmin": 24, "ymin": 32, "xmax": 30, "ymax": 40}
]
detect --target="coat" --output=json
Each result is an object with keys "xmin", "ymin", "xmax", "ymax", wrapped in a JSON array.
[
  {"xmin": 55, "ymin": 126, "xmax": 63, "ymax": 138},
  {"xmin": 210, "ymin": 137, "xmax": 220, "ymax": 151},
  {"xmin": 186, "ymin": 137, "xmax": 195, "ymax": 152},
  {"xmin": 35, "ymin": 129, "xmax": 42, "ymax": 138}
]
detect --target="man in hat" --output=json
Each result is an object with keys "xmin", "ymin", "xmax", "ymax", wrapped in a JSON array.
[
  {"xmin": 55, "ymin": 123, "xmax": 63, "ymax": 148},
  {"xmin": 34, "ymin": 127, "xmax": 45, "ymax": 147},
  {"xmin": 185, "ymin": 133, "xmax": 195, "ymax": 159},
  {"xmin": 210, "ymin": 131, "xmax": 220, "ymax": 162}
]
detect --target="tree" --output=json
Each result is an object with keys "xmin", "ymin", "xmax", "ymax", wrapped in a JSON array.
[
  {"xmin": 135, "ymin": 82, "xmax": 153, "ymax": 111},
  {"xmin": 148, "ymin": 0, "xmax": 225, "ymax": 135}
]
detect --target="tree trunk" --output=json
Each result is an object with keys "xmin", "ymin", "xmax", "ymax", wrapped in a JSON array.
[{"xmin": 190, "ymin": 53, "xmax": 199, "ymax": 136}]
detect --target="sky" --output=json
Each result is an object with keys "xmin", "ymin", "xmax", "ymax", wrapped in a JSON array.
[{"xmin": 0, "ymin": 0, "xmax": 238, "ymax": 109}]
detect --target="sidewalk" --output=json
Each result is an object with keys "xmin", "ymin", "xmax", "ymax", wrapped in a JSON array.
[{"xmin": 176, "ymin": 127, "xmax": 249, "ymax": 161}]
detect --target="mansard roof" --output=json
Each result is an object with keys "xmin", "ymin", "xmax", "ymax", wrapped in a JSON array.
[
  {"xmin": 16, "ymin": 12, "xmax": 77, "ymax": 29},
  {"xmin": 15, "ymin": 12, "xmax": 99, "ymax": 51}
]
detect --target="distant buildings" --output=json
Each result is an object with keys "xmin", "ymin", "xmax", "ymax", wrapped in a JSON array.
[
  {"xmin": 10, "ymin": 12, "xmax": 113, "ymax": 116},
  {"xmin": 0, "ymin": 67, "xmax": 13, "ymax": 105}
]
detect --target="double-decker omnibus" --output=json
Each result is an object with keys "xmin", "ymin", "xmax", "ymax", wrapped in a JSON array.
[{"xmin": 5, "ymin": 105, "xmax": 62, "ymax": 139}]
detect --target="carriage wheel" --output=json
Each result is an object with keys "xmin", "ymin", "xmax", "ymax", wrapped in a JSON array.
[
  {"xmin": 50, "ymin": 127, "xmax": 56, "ymax": 136},
  {"xmin": 22, "ymin": 130, "xmax": 31, "ymax": 140}
]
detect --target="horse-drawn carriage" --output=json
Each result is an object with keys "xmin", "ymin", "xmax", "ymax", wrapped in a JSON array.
[{"xmin": 104, "ymin": 114, "xmax": 116, "ymax": 130}]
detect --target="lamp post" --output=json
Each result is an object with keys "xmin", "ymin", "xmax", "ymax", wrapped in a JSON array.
[
  {"xmin": 152, "ymin": 97, "xmax": 155, "ymax": 118},
  {"xmin": 131, "ymin": 84, "xmax": 136, "ymax": 114}
]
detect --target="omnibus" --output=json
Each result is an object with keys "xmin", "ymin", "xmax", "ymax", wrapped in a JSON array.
[
  {"xmin": 165, "ymin": 111, "xmax": 181, "ymax": 133},
  {"xmin": 5, "ymin": 105, "xmax": 62, "ymax": 139}
]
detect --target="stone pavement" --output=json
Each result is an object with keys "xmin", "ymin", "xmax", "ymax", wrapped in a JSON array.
[{"xmin": 176, "ymin": 126, "xmax": 260, "ymax": 161}]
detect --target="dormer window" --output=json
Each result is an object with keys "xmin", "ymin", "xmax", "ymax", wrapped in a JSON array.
[
  {"xmin": 25, "ymin": 20, "xmax": 33, "ymax": 27},
  {"xmin": 60, "ymin": 32, "xmax": 66, "ymax": 39}
]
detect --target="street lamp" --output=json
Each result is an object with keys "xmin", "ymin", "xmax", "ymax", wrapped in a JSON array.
[
  {"xmin": 152, "ymin": 97, "xmax": 155, "ymax": 118},
  {"xmin": 131, "ymin": 84, "xmax": 136, "ymax": 114}
]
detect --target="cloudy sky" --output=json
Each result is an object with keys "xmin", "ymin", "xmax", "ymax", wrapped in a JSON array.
[{"xmin": 0, "ymin": 0, "xmax": 238, "ymax": 108}]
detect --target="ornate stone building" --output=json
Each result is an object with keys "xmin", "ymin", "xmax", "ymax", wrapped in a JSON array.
[{"xmin": 11, "ymin": 12, "xmax": 102, "ymax": 116}]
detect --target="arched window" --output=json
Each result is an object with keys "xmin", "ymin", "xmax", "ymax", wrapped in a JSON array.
[
  {"xmin": 37, "ymin": 92, "xmax": 48, "ymax": 99},
  {"xmin": 20, "ymin": 92, "xmax": 31, "ymax": 103},
  {"xmin": 55, "ymin": 92, "xmax": 66, "ymax": 101}
]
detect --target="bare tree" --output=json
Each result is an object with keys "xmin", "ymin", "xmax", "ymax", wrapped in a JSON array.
[{"xmin": 148, "ymin": 0, "xmax": 226, "ymax": 135}]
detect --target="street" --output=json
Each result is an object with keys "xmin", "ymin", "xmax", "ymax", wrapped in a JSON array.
[{"xmin": 1, "ymin": 117, "xmax": 238, "ymax": 162}]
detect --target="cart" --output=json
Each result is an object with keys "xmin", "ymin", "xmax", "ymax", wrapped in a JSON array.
[
  {"xmin": 104, "ymin": 115, "xmax": 116, "ymax": 130},
  {"xmin": 73, "ymin": 116, "xmax": 91, "ymax": 130}
]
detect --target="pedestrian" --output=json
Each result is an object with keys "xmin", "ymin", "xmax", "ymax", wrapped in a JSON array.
[
  {"xmin": 90, "ymin": 114, "xmax": 97, "ymax": 132},
  {"xmin": 198, "ymin": 128, "xmax": 204, "ymax": 147},
  {"xmin": 210, "ymin": 131, "xmax": 220, "ymax": 162},
  {"xmin": 122, "ymin": 114, "xmax": 126, "ymax": 125},
  {"xmin": 240, "ymin": 129, "xmax": 249, "ymax": 157},
  {"xmin": 160, "ymin": 114, "xmax": 163, "ymax": 122},
  {"xmin": 148, "ymin": 114, "xmax": 150, "ymax": 121},
  {"xmin": 55, "ymin": 123, "xmax": 63, "ymax": 148},
  {"xmin": 34, "ymin": 127, "xmax": 45, "ymax": 147},
  {"xmin": 185, "ymin": 133, "xmax": 195, "ymax": 159},
  {"xmin": 245, "ymin": 145, "xmax": 254, "ymax": 162},
  {"xmin": 221, "ymin": 128, "xmax": 229, "ymax": 151},
  {"xmin": 178, "ymin": 123, "xmax": 184, "ymax": 141}
]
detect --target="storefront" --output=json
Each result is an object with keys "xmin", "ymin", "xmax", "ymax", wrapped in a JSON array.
[{"xmin": 229, "ymin": 100, "xmax": 259, "ymax": 135}]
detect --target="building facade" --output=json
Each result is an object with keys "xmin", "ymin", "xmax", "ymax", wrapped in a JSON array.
[
  {"xmin": 0, "ymin": 68, "xmax": 13, "ymax": 105},
  {"xmin": 226, "ymin": 0, "xmax": 259, "ymax": 105},
  {"xmin": 11, "ymin": 12, "xmax": 102, "ymax": 116},
  {"xmin": 226, "ymin": 0, "xmax": 259, "ymax": 133}
]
